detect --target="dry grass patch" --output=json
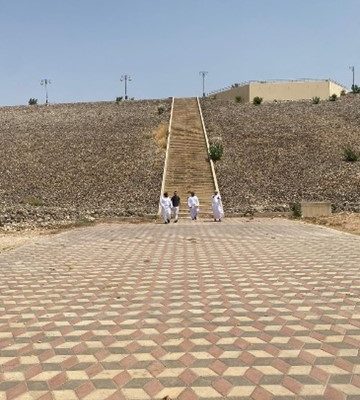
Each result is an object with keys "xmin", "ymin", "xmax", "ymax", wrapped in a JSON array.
[
  {"xmin": 153, "ymin": 122, "xmax": 169, "ymax": 150},
  {"xmin": 306, "ymin": 212, "xmax": 360, "ymax": 235},
  {"xmin": 21, "ymin": 196, "xmax": 44, "ymax": 207}
]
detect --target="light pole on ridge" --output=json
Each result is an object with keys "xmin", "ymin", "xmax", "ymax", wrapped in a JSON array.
[
  {"xmin": 120, "ymin": 74, "xmax": 132, "ymax": 100},
  {"xmin": 199, "ymin": 71, "xmax": 208, "ymax": 97},
  {"xmin": 349, "ymin": 66, "xmax": 355, "ymax": 91},
  {"xmin": 40, "ymin": 79, "xmax": 52, "ymax": 105}
]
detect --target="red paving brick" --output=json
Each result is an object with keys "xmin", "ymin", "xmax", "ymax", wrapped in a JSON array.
[{"xmin": 0, "ymin": 218, "xmax": 359, "ymax": 399}]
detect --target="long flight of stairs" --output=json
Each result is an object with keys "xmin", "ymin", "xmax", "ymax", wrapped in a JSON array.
[{"xmin": 164, "ymin": 98, "xmax": 216, "ymax": 218}]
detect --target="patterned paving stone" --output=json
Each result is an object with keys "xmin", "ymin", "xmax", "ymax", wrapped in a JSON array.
[{"xmin": 0, "ymin": 218, "xmax": 359, "ymax": 399}]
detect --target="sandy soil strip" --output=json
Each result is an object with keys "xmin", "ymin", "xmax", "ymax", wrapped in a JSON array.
[
  {"xmin": 0, "ymin": 231, "xmax": 40, "ymax": 253},
  {"xmin": 306, "ymin": 212, "xmax": 360, "ymax": 236}
]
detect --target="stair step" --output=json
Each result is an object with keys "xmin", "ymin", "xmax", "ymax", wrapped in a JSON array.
[{"xmin": 162, "ymin": 97, "xmax": 216, "ymax": 210}]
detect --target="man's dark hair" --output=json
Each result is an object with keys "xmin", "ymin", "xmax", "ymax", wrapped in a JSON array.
[{"xmin": 164, "ymin": 192, "xmax": 168, "ymax": 197}]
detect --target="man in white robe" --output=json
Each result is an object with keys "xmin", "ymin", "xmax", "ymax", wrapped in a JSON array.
[
  {"xmin": 187, "ymin": 192, "xmax": 200, "ymax": 220},
  {"xmin": 212, "ymin": 191, "xmax": 224, "ymax": 222},
  {"xmin": 160, "ymin": 192, "xmax": 172, "ymax": 224}
]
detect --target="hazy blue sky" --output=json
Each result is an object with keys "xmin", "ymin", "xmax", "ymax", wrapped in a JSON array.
[{"xmin": 0, "ymin": 0, "xmax": 359, "ymax": 105}]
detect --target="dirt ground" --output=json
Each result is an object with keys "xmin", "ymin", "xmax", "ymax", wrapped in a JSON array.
[
  {"xmin": 0, "ymin": 217, "xmax": 156, "ymax": 254},
  {"xmin": 305, "ymin": 212, "xmax": 360, "ymax": 236},
  {"xmin": 0, "ymin": 231, "xmax": 40, "ymax": 253},
  {"xmin": 0, "ymin": 213, "xmax": 359, "ymax": 255}
]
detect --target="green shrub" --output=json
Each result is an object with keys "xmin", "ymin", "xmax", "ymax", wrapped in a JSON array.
[
  {"xmin": 115, "ymin": 97, "xmax": 123, "ymax": 102},
  {"xmin": 22, "ymin": 196, "xmax": 44, "ymax": 207},
  {"xmin": 157, "ymin": 105, "xmax": 166, "ymax": 115},
  {"xmin": 329, "ymin": 93, "xmax": 337, "ymax": 101},
  {"xmin": 312, "ymin": 96, "xmax": 320, "ymax": 104},
  {"xmin": 290, "ymin": 203, "xmax": 302, "ymax": 218},
  {"xmin": 343, "ymin": 147, "xmax": 359, "ymax": 162},
  {"xmin": 209, "ymin": 142, "xmax": 223, "ymax": 162},
  {"xmin": 235, "ymin": 96, "xmax": 242, "ymax": 103},
  {"xmin": 253, "ymin": 96, "xmax": 263, "ymax": 105},
  {"xmin": 28, "ymin": 98, "xmax": 38, "ymax": 105},
  {"xmin": 352, "ymin": 84, "xmax": 360, "ymax": 94},
  {"xmin": 340, "ymin": 89, "xmax": 346, "ymax": 96}
]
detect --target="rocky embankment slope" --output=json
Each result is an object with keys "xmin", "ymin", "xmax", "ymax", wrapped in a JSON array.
[
  {"xmin": 0, "ymin": 100, "xmax": 170, "ymax": 228},
  {"xmin": 201, "ymin": 95, "xmax": 360, "ymax": 213}
]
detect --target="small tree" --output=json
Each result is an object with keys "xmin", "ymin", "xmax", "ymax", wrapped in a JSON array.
[
  {"xmin": 329, "ymin": 93, "xmax": 337, "ymax": 101},
  {"xmin": 290, "ymin": 203, "xmax": 302, "ymax": 219},
  {"xmin": 253, "ymin": 96, "xmax": 263, "ymax": 105},
  {"xmin": 235, "ymin": 96, "xmax": 242, "ymax": 103},
  {"xmin": 312, "ymin": 96, "xmax": 320, "ymax": 104},
  {"xmin": 157, "ymin": 105, "xmax": 166, "ymax": 115},
  {"xmin": 28, "ymin": 98, "xmax": 38, "ymax": 105},
  {"xmin": 209, "ymin": 142, "xmax": 223, "ymax": 162},
  {"xmin": 115, "ymin": 97, "xmax": 123, "ymax": 103}
]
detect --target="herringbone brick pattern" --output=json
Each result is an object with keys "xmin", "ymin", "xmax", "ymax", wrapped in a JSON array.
[{"xmin": 0, "ymin": 219, "xmax": 359, "ymax": 399}]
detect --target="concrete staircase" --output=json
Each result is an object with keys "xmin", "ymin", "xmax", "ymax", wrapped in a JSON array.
[{"xmin": 164, "ymin": 98, "xmax": 216, "ymax": 217}]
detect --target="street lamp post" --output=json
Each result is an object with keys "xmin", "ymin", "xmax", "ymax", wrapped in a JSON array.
[
  {"xmin": 199, "ymin": 71, "xmax": 208, "ymax": 97},
  {"xmin": 349, "ymin": 66, "xmax": 355, "ymax": 91},
  {"xmin": 40, "ymin": 79, "xmax": 51, "ymax": 105},
  {"xmin": 120, "ymin": 74, "xmax": 132, "ymax": 100}
]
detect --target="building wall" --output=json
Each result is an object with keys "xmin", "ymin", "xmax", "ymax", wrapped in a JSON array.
[
  {"xmin": 249, "ymin": 81, "xmax": 332, "ymax": 101},
  {"xmin": 212, "ymin": 80, "xmax": 347, "ymax": 103}
]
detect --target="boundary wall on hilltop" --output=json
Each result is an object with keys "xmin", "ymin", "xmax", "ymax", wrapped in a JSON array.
[{"xmin": 209, "ymin": 79, "xmax": 347, "ymax": 102}]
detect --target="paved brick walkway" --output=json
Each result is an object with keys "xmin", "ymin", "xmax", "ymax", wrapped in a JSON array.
[{"xmin": 0, "ymin": 219, "xmax": 359, "ymax": 400}]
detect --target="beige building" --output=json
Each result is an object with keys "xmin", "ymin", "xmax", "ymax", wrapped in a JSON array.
[{"xmin": 209, "ymin": 79, "xmax": 347, "ymax": 102}]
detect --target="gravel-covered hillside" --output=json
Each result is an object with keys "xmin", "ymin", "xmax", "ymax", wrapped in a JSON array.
[
  {"xmin": 201, "ymin": 95, "xmax": 360, "ymax": 213},
  {"xmin": 0, "ymin": 100, "xmax": 170, "ymax": 227}
]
